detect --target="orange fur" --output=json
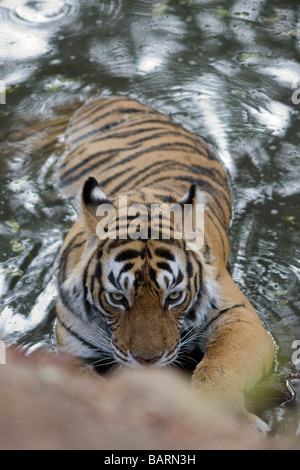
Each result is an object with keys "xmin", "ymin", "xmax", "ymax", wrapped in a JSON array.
[{"xmin": 55, "ymin": 96, "xmax": 275, "ymax": 432}]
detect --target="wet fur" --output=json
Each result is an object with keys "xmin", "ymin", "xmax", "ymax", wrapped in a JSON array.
[{"xmin": 55, "ymin": 96, "xmax": 275, "ymax": 432}]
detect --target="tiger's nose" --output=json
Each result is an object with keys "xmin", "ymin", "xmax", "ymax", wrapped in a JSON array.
[{"xmin": 134, "ymin": 355, "xmax": 160, "ymax": 366}]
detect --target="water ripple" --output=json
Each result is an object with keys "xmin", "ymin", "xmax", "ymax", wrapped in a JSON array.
[
  {"xmin": 94, "ymin": 0, "xmax": 123, "ymax": 28},
  {"xmin": 2, "ymin": 0, "xmax": 73, "ymax": 25}
]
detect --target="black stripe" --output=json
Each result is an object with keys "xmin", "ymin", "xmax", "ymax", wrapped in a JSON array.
[
  {"xmin": 60, "ymin": 148, "xmax": 120, "ymax": 182},
  {"xmin": 60, "ymin": 145, "xmax": 86, "ymax": 169},
  {"xmin": 157, "ymin": 261, "xmax": 173, "ymax": 274},
  {"xmin": 122, "ymin": 117, "xmax": 171, "ymax": 129},
  {"xmin": 108, "ymin": 159, "xmax": 176, "ymax": 194},
  {"xmin": 61, "ymin": 164, "xmax": 134, "ymax": 188},
  {"xmin": 151, "ymin": 238, "xmax": 183, "ymax": 248},
  {"xmin": 82, "ymin": 253, "xmax": 98, "ymax": 318},
  {"xmin": 113, "ymin": 348, "xmax": 129, "ymax": 363},
  {"xmin": 69, "ymin": 119, "xmax": 122, "ymax": 145},
  {"xmin": 118, "ymin": 262, "xmax": 134, "ymax": 277},
  {"xmin": 133, "ymin": 269, "xmax": 144, "ymax": 288},
  {"xmin": 83, "ymin": 264, "xmax": 91, "ymax": 317},
  {"xmin": 46, "ymin": 118, "xmax": 71, "ymax": 130},
  {"xmin": 116, "ymin": 214, "xmax": 141, "ymax": 223},
  {"xmin": 71, "ymin": 97, "xmax": 126, "ymax": 125},
  {"xmin": 146, "ymin": 245, "xmax": 153, "ymax": 259},
  {"xmin": 88, "ymin": 246, "xmax": 104, "ymax": 309},
  {"xmin": 154, "ymin": 248, "xmax": 175, "ymax": 261},
  {"xmin": 203, "ymin": 241, "xmax": 211, "ymax": 264},
  {"xmin": 206, "ymin": 212, "xmax": 227, "ymax": 262},
  {"xmin": 186, "ymin": 251, "xmax": 194, "ymax": 278},
  {"xmin": 112, "ymin": 158, "xmax": 227, "ymax": 198},
  {"xmin": 188, "ymin": 247, "xmax": 202, "ymax": 292},
  {"xmin": 115, "ymin": 249, "xmax": 142, "ymax": 262},
  {"xmin": 103, "ymin": 166, "xmax": 136, "ymax": 193},
  {"xmin": 152, "ymin": 192, "xmax": 176, "ymax": 203},
  {"xmin": 58, "ymin": 286, "xmax": 75, "ymax": 315},
  {"xmin": 122, "ymin": 117, "xmax": 213, "ymax": 151},
  {"xmin": 104, "ymin": 141, "xmax": 216, "ymax": 175},
  {"xmin": 89, "ymin": 126, "xmax": 167, "ymax": 145},
  {"xmin": 68, "ymin": 107, "xmax": 143, "ymax": 137},
  {"xmin": 108, "ymin": 271, "xmax": 120, "ymax": 289},
  {"xmin": 176, "ymin": 269, "xmax": 184, "ymax": 285},
  {"xmin": 107, "ymin": 238, "xmax": 135, "ymax": 250},
  {"xmin": 57, "ymin": 314, "xmax": 99, "ymax": 351},
  {"xmin": 204, "ymin": 304, "xmax": 246, "ymax": 331},
  {"xmin": 130, "ymin": 130, "xmax": 193, "ymax": 146},
  {"xmin": 149, "ymin": 266, "xmax": 160, "ymax": 289},
  {"xmin": 194, "ymin": 272, "xmax": 198, "ymax": 298},
  {"xmin": 58, "ymin": 232, "xmax": 85, "ymax": 283}
]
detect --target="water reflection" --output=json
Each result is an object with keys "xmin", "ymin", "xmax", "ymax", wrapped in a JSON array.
[
  {"xmin": 0, "ymin": 0, "xmax": 79, "ymax": 95},
  {"xmin": 244, "ymin": 99, "xmax": 291, "ymax": 137},
  {"xmin": 0, "ymin": 21, "xmax": 48, "ymax": 59},
  {"xmin": 12, "ymin": 0, "xmax": 71, "ymax": 24},
  {"xmin": 262, "ymin": 60, "xmax": 300, "ymax": 87}
]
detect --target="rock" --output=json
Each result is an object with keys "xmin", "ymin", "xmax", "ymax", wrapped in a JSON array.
[{"xmin": 0, "ymin": 349, "xmax": 298, "ymax": 450}]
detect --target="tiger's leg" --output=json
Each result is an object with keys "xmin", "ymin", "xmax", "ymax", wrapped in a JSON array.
[{"xmin": 191, "ymin": 269, "xmax": 275, "ymax": 434}]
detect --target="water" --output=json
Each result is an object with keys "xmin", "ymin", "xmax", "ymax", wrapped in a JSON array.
[{"xmin": 0, "ymin": 0, "xmax": 299, "ymax": 437}]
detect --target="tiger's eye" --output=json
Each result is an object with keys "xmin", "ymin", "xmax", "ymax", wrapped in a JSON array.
[
  {"xmin": 166, "ymin": 291, "xmax": 183, "ymax": 303},
  {"xmin": 110, "ymin": 292, "xmax": 125, "ymax": 302},
  {"xmin": 169, "ymin": 292, "xmax": 181, "ymax": 300}
]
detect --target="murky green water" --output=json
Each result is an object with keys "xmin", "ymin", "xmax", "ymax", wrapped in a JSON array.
[{"xmin": 0, "ymin": 0, "xmax": 299, "ymax": 437}]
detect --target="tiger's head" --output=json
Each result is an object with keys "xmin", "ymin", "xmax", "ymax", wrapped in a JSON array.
[{"xmin": 57, "ymin": 177, "xmax": 220, "ymax": 368}]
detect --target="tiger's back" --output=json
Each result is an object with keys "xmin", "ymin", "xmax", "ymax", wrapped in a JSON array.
[{"xmin": 60, "ymin": 96, "xmax": 231, "ymax": 263}]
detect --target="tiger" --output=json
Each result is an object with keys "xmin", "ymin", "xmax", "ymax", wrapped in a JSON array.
[{"xmin": 55, "ymin": 95, "xmax": 275, "ymax": 433}]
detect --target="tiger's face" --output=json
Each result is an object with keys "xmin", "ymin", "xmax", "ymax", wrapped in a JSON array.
[
  {"xmin": 84, "ymin": 237, "xmax": 201, "ymax": 367},
  {"xmin": 57, "ymin": 177, "xmax": 219, "ymax": 369}
]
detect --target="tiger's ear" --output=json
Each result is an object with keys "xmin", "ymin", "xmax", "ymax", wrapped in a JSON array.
[
  {"xmin": 178, "ymin": 183, "xmax": 207, "ymax": 207},
  {"xmin": 176, "ymin": 183, "xmax": 207, "ymax": 251},
  {"xmin": 81, "ymin": 177, "xmax": 112, "ymax": 233}
]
